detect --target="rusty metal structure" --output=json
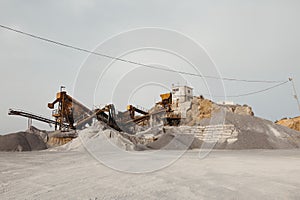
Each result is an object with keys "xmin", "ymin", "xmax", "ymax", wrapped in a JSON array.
[
  {"xmin": 124, "ymin": 105, "xmax": 150, "ymax": 126},
  {"xmin": 7, "ymin": 86, "xmax": 185, "ymax": 147},
  {"xmin": 156, "ymin": 92, "xmax": 181, "ymax": 126},
  {"xmin": 8, "ymin": 86, "xmax": 183, "ymax": 136},
  {"xmin": 9, "ymin": 87, "xmax": 122, "ymax": 132},
  {"xmin": 47, "ymin": 86, "xmax": 93, "ymax": 130},
  {"xmin": 127, "ymin": 105, "xmax": 149, "ymax": 119},
  {"xmin": 47, "ymin": 87, "xmax": 123, "ymax": 131},
  {"xmin": 159, "ymin": 92, "xmax": 172, "ymax": 108}
]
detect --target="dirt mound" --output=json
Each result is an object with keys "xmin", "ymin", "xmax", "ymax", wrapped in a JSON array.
[
  {"xmin": 46, "ymin": 130, "xmax": 77, "ymax": 147},
  {"xmin": 183, "ymin": 97, "xmax": 254, "ymax": 126},
  {"xmin": 50, "ymin": 106, "xmax": 300, "ymax": 151},
  {"xmin": 184, "ymin": 97, "xmax": 213, "ymax": 126},
  {"xmin": 0, "ymin": 126, "xmax": 49, "ymax": 151},
  {"xmin": 49, "ymin": 122, "xmax": 135, "ymax": 152},
  {"xmin": 222, "ymin": 112, "xmax": 300, "ymax": 149},
  {"xmin": 276, "ymin": 116, "xmax": 300, "ymax": 132},
  {"xmin": 146, "ymin": 110, "xmax": 300, "ymax": 150},
  {"xmin": 18, "ymin": 96, "xmax": 298, "ymax": 151},
  {"xmin": 0, "ymin": 131, "xmax": 47, "ymax": 151},
  {"xmin": 146, "ymin": 132, "xmax": 201, "ymax": 150}
]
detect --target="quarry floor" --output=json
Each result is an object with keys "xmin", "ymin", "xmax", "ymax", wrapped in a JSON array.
[{"xmin": 1, "ymin": 150, "xmax": 300, "ymax": 200}]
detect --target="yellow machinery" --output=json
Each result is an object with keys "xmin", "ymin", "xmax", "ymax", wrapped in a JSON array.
[
  {"xmin": 48, "ymin": 87, "xmax": 122, "ymax": 131},
  {"xmin": 48, "ymin": 86, "xmax": 93, "ymax": 130},
  {"xmin": 10, "ymin": 86, "xmax": 182, "ymax": 135},
  {"xmin": 124, "ymin": 92, "xmax": 181, "ymax": 126},
  {"xmin": 127, "ymin": 105, "xmax": 149, "ymax": 119},
  {"xmin": 125, "ymin": 105, "xmax": 150, "ymax": 126},
  {"xmin": 159, "ymin": 92, "xmax": 172, "ymax": 112},
  {"xmin": 159, "ymin": 92, "xmax": 181, "ymax": 126},
  {"xmin": 160, "ymin": 92, "xmax": 172, "ymax": 106}
]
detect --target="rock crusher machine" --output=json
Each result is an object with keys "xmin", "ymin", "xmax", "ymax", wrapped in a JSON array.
[{"xmin": 9, "ymin": 87, "xmax": 183, "ymax": 135}]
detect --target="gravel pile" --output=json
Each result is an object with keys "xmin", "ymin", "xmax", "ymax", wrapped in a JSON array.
[
  {"xmin": 146, "ymin": 110, "xmax": 300, "ymax": 150},
  {"xmin": 49, "ymin": 122, "xmax": 135, "ymax": 152},
  {"xmin": 0, "ymin": 131, "xmax": 47, "ymax": 151},
  {"xmin": 222, "ymin": 112, "xmax": 300, "ymax": 149},
  {"xmin": 48, "ymin": 107, "xmax": 300, "ymax": 151},
  {"xmin": 3, "ymin": 97, "xmax": 300, "ymax": 151}
]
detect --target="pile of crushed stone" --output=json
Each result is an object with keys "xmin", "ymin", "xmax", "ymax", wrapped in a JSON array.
[
  {"xmin": 0, "ymin": 131, "xmax": 47, "ymax": 151},
  {"xmin": 3, "ymin": 96, "xmax": 300, "ymax": 152},
  {"xmin": 146, "ymin": 111, "xmax": 300, "ymax": 150},
  {"xmin": 49, "ymin": 111, "xmax": 300, "ymax": 152},
  {"xmin": 124, "ymin": 97, "xmax": 300, "ymax": 150},
  {"xmin": 219, "ymin": 112, "xmax": 300, "ymax": 149},
  {"xmin": 48, "ymin": 96, "xmax": 300, "ymax": 151},
  {"xmin": 49, "ymin": 123, "xmax": 135, "ymax": 152}
]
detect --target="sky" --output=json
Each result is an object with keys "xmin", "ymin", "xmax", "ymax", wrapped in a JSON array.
[{"xmin": 0, "ymin": 0, "xmax": 300, "ymax": 134}]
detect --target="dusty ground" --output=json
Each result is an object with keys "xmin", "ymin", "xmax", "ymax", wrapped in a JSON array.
[{"xmin": 1, "ymin": 150, "xmax": 300, "ymax": 200}]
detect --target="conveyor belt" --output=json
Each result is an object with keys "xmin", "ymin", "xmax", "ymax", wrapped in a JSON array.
[{"xmin": 8, "ymin": 109, "xmax": 69, "ymax": 128}]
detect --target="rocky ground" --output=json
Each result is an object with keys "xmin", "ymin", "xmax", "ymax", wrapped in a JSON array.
[
  {"xmin": 1, "ymin": 150, "xmax": 300, "ymax": 199},
  {"xmin": 1, "ymin": 98, "xmax": 300, "ymax": 199}
]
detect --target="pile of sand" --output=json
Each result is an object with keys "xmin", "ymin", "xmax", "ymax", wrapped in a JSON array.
[
  {"xmin": 49, "ymin": 122, "xmax": 135, "ymax": 152},
  {"xmin": 3, "ymin": 96, "xmax": 299, "ymax": 152},
  {"xmin": 141, "ymin": 97, "xmax": 300, "ymax": 150},
  {"xmin": 220, "ymin": 112, "xmax": 300, "ymax": 149},
  {"xmin": 53, "ymin": 107, "xmax": 300, "ymax": 151},
  {"xmin": 136, "ymin": 97, "xmax": 299, "ymax": 150},
  {"xmin": 146, "ymin": 111, "xmax": 300, "ymax": 150},
  {"xmin": 0, "ymin": 131, "xmax": 47, "ymax": 151},
  {"xmin": 48, "ymin": 98, "xmax": 300, "ymax": 151},
  {"xmin": 183, "ymin": 97, "xmax": 254, "ymax": 126},
  {"xmin": 0, "ymin": 126, "xmax": 51, "ymax": 152}
]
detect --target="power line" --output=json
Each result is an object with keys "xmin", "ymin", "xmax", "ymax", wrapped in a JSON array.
[
  {"xmin": 289, "ymin": 78, "xmax": 300, "ymax": 112},
  {"xmin": 0, "ymin": 24, "xmax": 285, "ymax": 84},
  {"xmin": 0, "ymin": 24, "xmax": 291, "ymax": 99},
  {"xmin": 210, "ymin": 80, "xmax": 290, "ymax": 98}
]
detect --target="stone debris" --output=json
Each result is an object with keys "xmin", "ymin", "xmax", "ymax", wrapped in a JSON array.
[
  {"xmin": 49, "ymin": 122, "xmax": 135, "ymax": 152},
  {"xmin": 0, "ymin": 130, "xmax": 47, "ymax": 151},
  {"xmin": 276, "ymin": 116, "xmax": 300, "ymax": 132},
  {"xmin": 2, "ymin": 96, "xmax": 300, "ymax": 151}
]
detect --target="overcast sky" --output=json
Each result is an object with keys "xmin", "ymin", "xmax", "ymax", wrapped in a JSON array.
[{"xmin": 0, "ymin": 0, "xmax": 300, "ymax": 134}]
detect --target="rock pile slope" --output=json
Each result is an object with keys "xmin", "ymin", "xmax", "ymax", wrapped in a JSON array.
[
  {"xmin": 276, "ymin": 116, "xmax": 300, "ymax": 132},
  {"xmin": 2, "ymin": 97, "xmax": 300, "ymax": 151},
  {"xmin": 0, "ymin": 131, "xmax": 47, "ymax": 151}
]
